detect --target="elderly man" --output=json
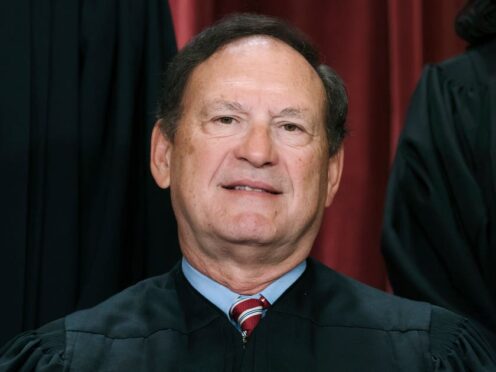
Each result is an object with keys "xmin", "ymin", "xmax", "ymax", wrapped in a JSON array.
[{"xmin": 1, "ymin": 13, "xmax": 494, "ymax": 372}]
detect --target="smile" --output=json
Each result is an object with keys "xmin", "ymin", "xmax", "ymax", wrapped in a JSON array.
[{"xmin": 221, "ymin": 182, "xmax": 282, "ymax": 195}]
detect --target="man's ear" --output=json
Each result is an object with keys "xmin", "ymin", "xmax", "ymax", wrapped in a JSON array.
[
  {"xmin": 150, "ymin": 120, "xmax": 172, "ymax": 189},
  {"xmin": 325, "ymin": 146, "xmax": 344, "ymax": 207}
]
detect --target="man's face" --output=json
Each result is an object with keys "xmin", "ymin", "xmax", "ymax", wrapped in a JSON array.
[{"xmin": 151, "ymin": 36, "xmax": 343, "ymax": 263}]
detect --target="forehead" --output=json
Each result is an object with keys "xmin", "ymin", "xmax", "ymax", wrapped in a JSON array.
[{"xmin": 182, "ymin": 36, "xmax": 326, "ymax": 112}]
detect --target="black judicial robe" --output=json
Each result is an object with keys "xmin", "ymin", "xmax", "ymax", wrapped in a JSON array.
[
  {"xmin": 1, "ymin": 259, "xmax": 495, "ymax": 371},
  {"xmin": 382, "ymin": 38, "xmax": 496, "ymax": 334}
]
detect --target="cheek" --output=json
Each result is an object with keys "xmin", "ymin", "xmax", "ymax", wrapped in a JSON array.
[
  {"xmin": 175, "ymin": 130, "xmax": 195, "ymax": 158},
  {"xmin": 170, "ymin": 133, "xmax": 201, "ymax": 193},
  {"xmin": 289, "ymin": 153, "xmax": 329, "ymax": 201},
  {"xmin": 173, "ymin": 134, "xmax": 226, "ymax": 190},
  {"xmin": 294, "ymin": 154, "xmax": 319, "ymax": 183}
]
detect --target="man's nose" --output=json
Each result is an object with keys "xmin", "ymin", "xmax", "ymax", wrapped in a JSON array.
[{"xmin": 234, "ymin": 123, "xmax": 278, "ymax": 167}]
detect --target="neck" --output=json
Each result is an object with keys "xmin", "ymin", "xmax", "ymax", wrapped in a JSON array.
[{"xmin": 182, "ymin": 247, "xmax": 308, "ymax": 295}]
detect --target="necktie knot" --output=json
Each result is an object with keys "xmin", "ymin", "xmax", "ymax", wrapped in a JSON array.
[{"xmin": 229, "ymin": 295, "xmax": 270, "ymax": 339}]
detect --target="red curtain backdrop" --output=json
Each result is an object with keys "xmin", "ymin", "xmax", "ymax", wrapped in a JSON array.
[{"xmin": 168, "ymin": 0, "xmax": 466, "ymax": 290}]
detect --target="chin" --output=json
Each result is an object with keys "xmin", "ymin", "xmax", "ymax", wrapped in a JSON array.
[{"xmin": 216, "ymin": 213, "xmax": 279, "ymax": 245}]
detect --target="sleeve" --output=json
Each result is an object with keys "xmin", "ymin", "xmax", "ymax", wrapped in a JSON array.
[
  {"xmin": 0, "ymin": 319, "xmax": 67, "ymax": 372},
  {"xmin": 430, "ymin": 306, "xmax": 496, "ymax": 371},
  {"xmin": 381, "ymin": 60, "xmax": 496, "ymax": 333}
]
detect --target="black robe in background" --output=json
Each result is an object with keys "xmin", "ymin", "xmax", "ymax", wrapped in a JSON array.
[
  {"xmin": 0, "ymin": 259, "xmax": 494, "ymax": 371},
  {"xmin": 382, "ymin": 39, "xmax": 496, "ymax": 333},
  {"xmin": 0, "ymin": 0, "xmax": 179, "ymax": 345}
]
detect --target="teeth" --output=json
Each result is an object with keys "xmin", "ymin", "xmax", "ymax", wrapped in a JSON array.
[{"xmin": 234, "ymin": 185, "xmax": 265, "ymax": 193}]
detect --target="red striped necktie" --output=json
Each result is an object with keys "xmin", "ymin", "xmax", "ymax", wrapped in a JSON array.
[{"xmin": 229, "ymin": 295, "xmax": 270, "ymax": 340}]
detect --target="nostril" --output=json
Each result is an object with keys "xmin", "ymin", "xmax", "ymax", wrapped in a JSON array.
[{"xmin": 234, "ymin": 128, "xmax": 277, "ymax": 168}]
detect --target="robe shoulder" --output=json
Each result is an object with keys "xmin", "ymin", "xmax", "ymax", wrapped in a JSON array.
[
  {"xmin": 298, "ymin": 260, "xmax": 496, "ymax": 370},
  {"xmin": 0, "ymin": 267, "xmax": 197, "ymax": 371},
  {"xmin": 429, "ymin": 306, "xmax": 496, "ymax": 370},
  {"xmin": 0, "ymin": 318, "xmax": 66, "ymax": 372},
  {"xmin": 64, "ymin": 268, "xmax": 193, "ymax": 338},
  {"xmin": 302, "ymin": 259, "xmax": 431, "ymax": 331}
]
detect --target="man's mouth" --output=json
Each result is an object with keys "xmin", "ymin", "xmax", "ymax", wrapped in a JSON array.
[{"xmin": 221, "ymin": 182, "xmax": 282, "ymax": 195}]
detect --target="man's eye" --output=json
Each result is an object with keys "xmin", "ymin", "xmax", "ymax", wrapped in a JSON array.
[
  {"xmin": 282, "ymin": 123, "xmax": 301, "ymax": 132},
  {"xmin": 217, "ymin": 117, "xmax": 235, "ymax": 124}
]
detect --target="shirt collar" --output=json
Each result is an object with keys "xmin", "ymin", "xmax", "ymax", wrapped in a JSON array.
[{"xmin": 181, "ymin": 257, "xmax": 306, "ymax": 320}]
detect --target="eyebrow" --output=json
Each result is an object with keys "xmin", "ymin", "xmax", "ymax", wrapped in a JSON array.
[
  {"xmin": 202, "ymin": 100, "xmax": 245, "ymax": 115},
  {"xmin": 200, "ymin": 101, "xmax": 309, "ymax": 119},
  {"xmin": 275, "ymin": 107, "xmax": 308, "ymax": 119}
]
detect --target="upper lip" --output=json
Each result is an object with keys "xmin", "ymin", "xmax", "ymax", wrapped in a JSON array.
[{"xmin": 221, "ymin": 180, "xmax": 282, "ymax": 194}]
